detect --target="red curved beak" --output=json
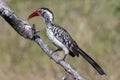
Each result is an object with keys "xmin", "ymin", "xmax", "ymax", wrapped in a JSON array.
[{"xmin": 28, "ymin": 10, "xmax": 40, "ymax": 20}]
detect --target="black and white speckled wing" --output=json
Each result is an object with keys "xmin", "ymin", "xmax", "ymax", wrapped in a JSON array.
[
  {"xmin": 50, "ymin": 24, "xmax": 106, "ymax": 75},
  {"xmin": 51, "ymin": 24, "xmax": 80, "ymax": 57}
]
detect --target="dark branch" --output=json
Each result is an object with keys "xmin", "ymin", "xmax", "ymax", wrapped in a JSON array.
[
  {"xmin": 0, "ymin": 0, "xmax": 85, "ymax": 80},
  {"xmin": 0, "ymin": 0, "xmax": 34, "ymax": 39}
]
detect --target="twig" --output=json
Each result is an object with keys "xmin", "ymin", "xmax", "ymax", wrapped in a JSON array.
[{"xmin": 0, "ymin": 0, "xmax": 85, "ymax": 80}]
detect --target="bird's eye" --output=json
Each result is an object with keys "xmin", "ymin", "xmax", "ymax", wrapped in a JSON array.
[{"xmin": 41, "ymin": 11, "xmax": 45, "ymax": 15}]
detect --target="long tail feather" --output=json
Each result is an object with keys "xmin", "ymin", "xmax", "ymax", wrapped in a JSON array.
[{"xmin": 78, "ymin": 48, "xmax": 106, "ymax": 75}]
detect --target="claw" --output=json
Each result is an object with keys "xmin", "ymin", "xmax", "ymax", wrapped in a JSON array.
[
  {"xmin": 57, "ymin": 54, "xmax": 67, "ymax": 64},
  {"xmin": 49, "ymin": 51, "xmax": 55, "ymax": 59}
]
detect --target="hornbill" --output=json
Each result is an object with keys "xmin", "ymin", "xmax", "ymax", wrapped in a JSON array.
[{"xmin": 28, "ymin": 7, "xmax": 106, "ymax": 75}]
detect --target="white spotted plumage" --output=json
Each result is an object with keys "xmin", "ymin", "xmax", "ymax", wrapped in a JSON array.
[{"xmin": 29, "ymin": 7, "xmax": 106, "ymax": 75}]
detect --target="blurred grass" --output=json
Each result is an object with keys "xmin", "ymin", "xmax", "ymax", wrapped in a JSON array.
[{"xmin": 0, "ymin": 0, "xmax": 120, "ymax": 80}]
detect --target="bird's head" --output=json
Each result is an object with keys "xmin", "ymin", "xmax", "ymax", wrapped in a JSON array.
[{"xmin": 28, "ymin": 8, "xmax": 54, "ymax": 22}]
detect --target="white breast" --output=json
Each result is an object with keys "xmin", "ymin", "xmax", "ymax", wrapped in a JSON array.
[
  {"xmin": 46, "ymin": 28, "xmax": 62, "ymax": 47},
  {"xmin": 46, "ymin": 28, "xmax": 69, "ymax": 54}
]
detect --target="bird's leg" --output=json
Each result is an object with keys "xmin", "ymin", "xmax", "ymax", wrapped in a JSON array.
[
  {"xmin": 54, "ymin": 48, "xmax": 67, "ymax": 61},
  {"xmin": 57, "ymin": 54, "xmax": 67, "ymax": 63},
  {"xmin": 50, "ymin": 48, "xmax": 62, "ymax": 59},
  {"xmin": 58, "ymin": 49, "xmax": 68, "ymax": 63},
  {"xmin": 53, "ymin": 48, "xmax": 62, "ymax": 52},
  {"xmin": 62, "ymin": 54, "xmax": 67, "ymax": 61},
  {"xmin": 62, "ymin": 49, "xmax": 69, "ymax": 61}
]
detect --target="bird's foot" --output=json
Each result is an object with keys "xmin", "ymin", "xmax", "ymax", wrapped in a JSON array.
[
  {"xmin": 50, "ymin": 48, "xmax": 62, "ymax": 60},
  {"xmin": 57, "ymin": 58, "xmax": 65, "ymax": 64},
  {"xmin": 57, "ymin": 54, "xmax": 67, "ymax": 64},
  {"xmin": 49, "ymin": 51, "xmax": 55, "ymax": 59}
]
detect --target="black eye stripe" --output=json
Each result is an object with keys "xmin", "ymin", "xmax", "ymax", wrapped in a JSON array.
[{"xmin": 41, "ymin": 12, "xmax": 45, "ymax": 16}]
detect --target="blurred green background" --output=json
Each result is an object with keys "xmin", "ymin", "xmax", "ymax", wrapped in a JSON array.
[{"xmin": 0, "ymin": 0, "xmax": 120, "ymax": 80}]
